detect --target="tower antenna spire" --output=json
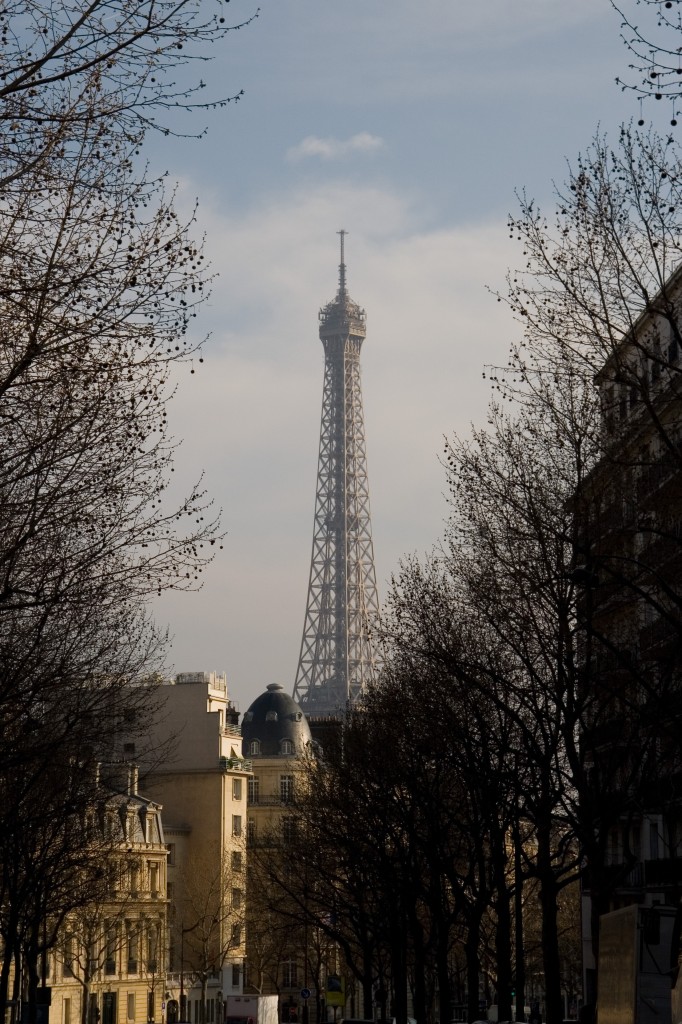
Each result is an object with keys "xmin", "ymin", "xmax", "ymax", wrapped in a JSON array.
[
  {"xmin": 294, "ymin": 234, "xmax": 380, "ymax": 718},
  {"xmin": 337, "ymin": 228, "xmax": 347, "ymax": 296}
]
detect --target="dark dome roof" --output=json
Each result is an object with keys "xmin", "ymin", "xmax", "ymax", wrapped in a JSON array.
[{"xmin": 241, "ymin": 684, "xmax": 312, "ymax": 756}]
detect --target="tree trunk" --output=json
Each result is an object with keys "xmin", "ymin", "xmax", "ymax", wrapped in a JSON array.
[
  {"xmin": 536, "ymin": 824, "xmax": 562, "ymax": 1024},
  {"xmin": 0, "ymin": 925, "xmax": 15, "ymax": 1017},
  {"xmin": 201, "ymin": 976, "xmax": 208, "ymax": 1024},
  {"xmin": 24, "ymin": 947, "xmax": 40, "ymax": 1024},
  {"xmin": 80, "ymin": 975, "xmax": 92, "ymax": 1024},
  {"xmin": 390, "ymin": 930, "xmax": 408, "ymax": 1024},
  {"xmin": 494, "ymin": 879, "xmax": 513, "ymax": 1021},
  {"xmin": 362, "ymin": 943, "xmax": 373, "ymax": 1020},
  {"xmin": 514, "ymin": 831, "xmax": 526, "ymax": 1023},
  {"xmin": 436, "ymin": 927, "xmax": 452, "ymax": 1024},
  {"xmin": 410, "ymin": 913, "xmax": 428, "ymax": 1024},
  {"xmin": 465, "ymin": 922, "xmax": 481, "ymax": 1024}
]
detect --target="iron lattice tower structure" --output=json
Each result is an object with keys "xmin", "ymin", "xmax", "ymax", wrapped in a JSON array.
[{"xmin": 293, "ymin": 232, "xmax": 381, "ymax": 716}]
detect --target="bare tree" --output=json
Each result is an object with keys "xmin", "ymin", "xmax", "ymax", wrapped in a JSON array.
[
  {"xmin": 174, "ymin": 846, "xmax": 246, "ymax": 1024},
  {"xmin": 449, "ymin": 122, "xmax": 682, "ymax": 1017},
  {"xmin": 0, "ymin": 0, "xmax": 257, "ymax": 188},
  {"xmin": 0, "ymin": 0, "xmax": 255, "ymax": 1009},
  {"xmin": 613, "ymin": 0, "xmax": 682, "ymax": 121}
]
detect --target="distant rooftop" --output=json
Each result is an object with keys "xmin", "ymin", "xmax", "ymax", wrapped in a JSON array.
[{"xmin": 173, "ymin": 671, "xmax": 227, "ymax": 692}]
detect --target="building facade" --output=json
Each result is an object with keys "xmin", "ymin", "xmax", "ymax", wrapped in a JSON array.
[
  {"xmin": 241, "ymin": 685, "xmax": 317, "ymax": 1021},
  {"xmin": 577, "ymin": 267, "xmax": 682, "ymax": 1013},
  {"xmin": 49, "ymin": 768, "xmax": 169, "ymax": 1024},
  {"xmin": 131, "ymin": 673, "xmax": 251, "ymax": 1022}
]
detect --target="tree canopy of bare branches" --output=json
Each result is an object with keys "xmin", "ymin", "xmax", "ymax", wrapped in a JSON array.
[
  {"xmin": 375, "ymin": 125, "xmax": 682, "ymax": 1023},
  {"xmin": 0, "ymin": 0, "xmax": 257, "ymax": 188},
  {"xmin": 614, "ymin": 0, "xmax": 682, "ymax": 120},
  {"xmin": 0, "ymin": 0, "xmax": 253, "ymax": 1013}
]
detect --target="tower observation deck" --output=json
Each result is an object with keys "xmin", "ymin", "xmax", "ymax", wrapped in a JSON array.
[{"xmin": 292, "ymin": 232, "xmax": 381, "ymax": 717}]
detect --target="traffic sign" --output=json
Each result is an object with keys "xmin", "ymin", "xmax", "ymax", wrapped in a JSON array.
[{"xmin": 300, "ymin": 989, "xmax": 311, "ymax": 1001}]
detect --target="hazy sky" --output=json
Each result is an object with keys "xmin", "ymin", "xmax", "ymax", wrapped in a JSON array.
[{"xmin": 150, "ymin": 0, "xmax": 658, "ymax": 712}]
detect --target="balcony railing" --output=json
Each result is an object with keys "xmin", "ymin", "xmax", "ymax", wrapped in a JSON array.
[
  {"xmin": 583, "ymin": 856, "xmax": 682, "ymax": 894},
  {"xmin": 221, "ymin": 724, "xmax": 242, "ymax": 738},
  {"xmin": 219, "ymin": 756, "xmax": 252, "ymax": 773},
  {"xmin": 248, "ymin": 796, "xmax": 292, "ymax": 806}
]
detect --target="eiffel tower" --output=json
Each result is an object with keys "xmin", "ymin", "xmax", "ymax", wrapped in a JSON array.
[{"xmin": 292, "ymin": 232, "xmax": 381, "ymax": 717}]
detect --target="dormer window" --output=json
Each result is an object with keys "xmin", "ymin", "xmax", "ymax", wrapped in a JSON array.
[
  {"xmin": 243, "ymin": 711, "xmax": 253, "ymax": 723},
  {"xmin": 281, "ymin": 740, "xmax": 293, "ymax": 755},
  {"xmin": 249, "ymin": 739, "xmax": 261, "ymax": 755},
  {"xmin": 265, "ymin": 710, "xmax": 278, "ymax": 722}
]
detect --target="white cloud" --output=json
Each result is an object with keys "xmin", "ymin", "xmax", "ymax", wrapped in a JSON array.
[{"xmin": 286, "ymin": 132, "xmax": 385, "ymax": 162}]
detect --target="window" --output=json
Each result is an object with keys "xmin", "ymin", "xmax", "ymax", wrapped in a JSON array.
[
  {"xmin": 105, "ymin": 922, "xmax": 117, "ymax": 976},
  {"xmin": 280, "ymin": 739, "xmax": 293, "ymax": 755},
  {"xmin": 282, "ymin": 960, "xmax": 298, "ymax": 988},
  {"xmin": 232, "ymin": 964, "xmax": 241, "ymax": 987},
  {"xmin": 149, "ymin": 862, "xmax": 159, "ymax": 896},
  {"xmin": 280, "ymin": 775, "xmax": 294, "ymax": 804},
  {"xmin": 249, "ymin": 739, "xmax": 260, "ymax": 755},
  {"xmin": 282, "ymin": 817, "xmax": 296, "ymax": 842},
  {"xmin": 64, "ymin": 999, "xmax": 72, "ymax": 1024},
  {"xmin": 232, "ymin": 888, "xmax": 242, "ymax": 909},
  {"xmin": 106, "ymin": 861, "xmax": 118, "ymax": 895},
  {"xmin": 248, "ymin": 777, "xmax": 259, "ymax": 804},
  {"xmin": 64, "ymin": 935, "xmax": 75, "ymax": 978},
  {"xmin": 265, "ymin": 710, "xmax": 278, "ymax": 721},
  {"xmin": 148, "ymin": 923, "xmax": 159, "ymax": 972},
  {"xmin": 652, "ymin": 354, "xmax": 661, "ymax": 383},
  {"xmin": 167, "ymin": 843, "xmax": 175, "ymax": 865},
  {"xmin": 650, "ymin": 821, "xmax": 660, "ymax": 860},
  {"xmin": 127, "ymin": 995, "xmax": 136, "ymax": 1022},
  {"xmin": 233, "ymin": 778, "xmax": 242, "ymax": 800},
  {"xmin": 232, "ymin": 851, "xmax": 243, "ymax": 872},
  {"xmin": 129, "ymin": 861, "xmax": 139, "ymax": 894},
  {"xmin": 147, "ymin": 994, "xmax": 155, "ymax": 1023},
  {"xmin": 230, "ymin": 924, "xmax": 241, "ymax": 947},
  {"xmin": 232, "ymin": 815, "xmax": 242, "ymax": 837},
  {"xmin": 127, "ymin": 925, "xmax": 138, "ymax": 974},
  {"xmin": 247, "ymin": 820, "xmax": 256, "ymax": 846}
]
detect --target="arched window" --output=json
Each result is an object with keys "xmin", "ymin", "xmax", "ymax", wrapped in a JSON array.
[
  {"xmin": 280, "ymin": 739, "xmax": 293, "ymax": 755},
  {"xmin": 265, "ymin": 710, "xmax": 278, "ymax": 722},
  {"xmin": 249, "ymin": 739, "xmax": 260, "ymax": 755}
]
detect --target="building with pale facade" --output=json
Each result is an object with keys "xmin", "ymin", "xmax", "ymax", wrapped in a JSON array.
[
  {"xmin": 241, "ymin": 685, "xmax": 315, "ymax": 1021},
  {"xmin": 132, "ymin": 672, "xmax": 251, "ymax": 1024},
  {"xmin": 48, "ymin": 767, "xmax": 169, "ymax": 1024}
]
